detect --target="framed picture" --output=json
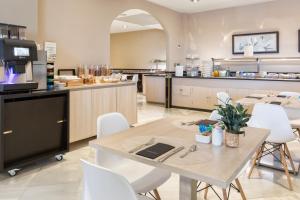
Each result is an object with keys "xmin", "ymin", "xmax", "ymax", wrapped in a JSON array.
[{"xmin": 232, "ymin": 31, "xmax": 279, "ymax": 54}]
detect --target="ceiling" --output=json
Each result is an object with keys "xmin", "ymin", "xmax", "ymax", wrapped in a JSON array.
[
  {"xmin": 110, "ymin": 9, "xmax": 163, "ymax": 34},
  {"xmin": 146, "ymin": 0, "xmax": 277, "ymax": 13}
]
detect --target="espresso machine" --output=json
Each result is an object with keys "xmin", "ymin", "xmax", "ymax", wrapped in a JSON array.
[{"xmin": 0, "ymin": 38, "xmax": 38, "ymax": 93}]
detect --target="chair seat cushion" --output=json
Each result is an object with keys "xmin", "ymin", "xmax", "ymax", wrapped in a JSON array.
[
  {"xmin": 290, "ymin": 119, "xmax": 300, "ymax": 129},
  {"xmin": 107, "ymin": 159, "xmax": 171, "ymax": 193}
]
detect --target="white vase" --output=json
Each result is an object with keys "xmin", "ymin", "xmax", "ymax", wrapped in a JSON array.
[{"xmin": 212, "ymin": 126, "xmax": 223, "ymax": 146}]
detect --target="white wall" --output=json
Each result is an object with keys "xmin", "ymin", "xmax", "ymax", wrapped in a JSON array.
[
  {"xmin": 183, "ymin": 0, "xmax": 300, "ymax": 71},
  {"xmin": 38, "ymin": 0, "xmax": 184, "ymax": 70},
  {"xmin": 0, "ymin": 0, "xmax": 38, "ymax": 39},
  {"xmin": 110, "ymin": 29, "xmax": 166, "ymax": 69}
]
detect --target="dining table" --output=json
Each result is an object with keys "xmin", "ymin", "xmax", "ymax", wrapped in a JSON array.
[
  {"xmin": 89, "ymin": 117, "xmax": 269, "ymax": 200},
  {"xmin": 236, "ymin": 93, "xmax": 300, "ymax": 120}
]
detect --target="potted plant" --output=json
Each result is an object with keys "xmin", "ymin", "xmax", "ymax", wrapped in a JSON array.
[{"xmin": 216, "ymin": 103, "xmax": 250, "ymax": 148}]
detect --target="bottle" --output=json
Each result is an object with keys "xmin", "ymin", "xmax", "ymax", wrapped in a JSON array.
[{"xmin": 212, "ymin": 125, "xmax": 224, "ymax": 146}]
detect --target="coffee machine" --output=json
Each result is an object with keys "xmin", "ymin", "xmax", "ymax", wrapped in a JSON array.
[{"xmin": 0, "ymin": 39, "xmax": 38, "ymax": 92}]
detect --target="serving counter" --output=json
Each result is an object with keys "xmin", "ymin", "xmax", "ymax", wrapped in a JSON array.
[
  {"xmin": 144, "ymin": 74, "xmax": 300, "ymax": 111},
  {"xmin": 66, "ymin": 81, "xmax": 137, "ymax": 142}
]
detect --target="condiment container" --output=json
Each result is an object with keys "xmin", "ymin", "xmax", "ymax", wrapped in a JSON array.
[{"xmin": 212, "ymin": 126, "xmax": 224, "ymax": 146}]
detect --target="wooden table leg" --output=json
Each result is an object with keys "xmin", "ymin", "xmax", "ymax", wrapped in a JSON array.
[
  {"xmin": 179, "ymin": 176, "xmax": 197, "ymax": 200},
  {"xmin": 235, "ymin": 178, "xmax": 247, "ymax": 200},
  {"xmin": 222, "ymin": 189, "xmax": 228, "ymax": 200}
]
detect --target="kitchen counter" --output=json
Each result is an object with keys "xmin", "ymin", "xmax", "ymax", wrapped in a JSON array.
[
  {"xmin": 64, "ymin": 81, "xmax": 136, "ymax": 91},
  {"xmin": 144, "ymin": 74, "xmax": 300, "ymax": 82},
  {"xmin": 67, "ymin": 81, "xmax": 137, "ymax": 143},
  {"xmin": 172, "ymin": 77, "xmax": 300, "ymax": 111}
]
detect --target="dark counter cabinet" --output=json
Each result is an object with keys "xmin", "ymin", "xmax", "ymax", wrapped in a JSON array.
[{"xmin": 0, "ymin": 90, "xmax": 69, "ymax": 176}]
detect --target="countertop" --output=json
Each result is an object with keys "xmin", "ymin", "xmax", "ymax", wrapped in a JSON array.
[
  {"xmin": 64, "ymin": 81, "xmax": 136, "ymax": 91},
  {"xmin": 144, "ymin": 74, "xmax": 300, "ymax": 82}
]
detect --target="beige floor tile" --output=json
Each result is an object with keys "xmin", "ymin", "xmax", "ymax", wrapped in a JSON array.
[{"xmin": 0, "ymin": 94, "xmax": 299, "ymax": 199}]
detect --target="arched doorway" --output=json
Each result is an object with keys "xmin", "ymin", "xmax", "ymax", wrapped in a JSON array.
[{"xmin": 110, "ymin": 9, "xmax": 167, "ymax": 74}]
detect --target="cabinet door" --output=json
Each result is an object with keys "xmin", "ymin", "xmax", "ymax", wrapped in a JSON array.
[
  {"xmin": 172, "ymin": 86, "xmax": 193, "ymax": 108},
  {"xmin": 191, "ymin": 87, "xmax": 209, "ymax": 109},
  {"xmin": 69, "ymin": 90, "xmax": 92, "ymax": 142},
  {"xmin": 145, "ymin": 77, "xmax": 165, "ymax": 103},
  {"xmin": 91, "ymin": 88, "xmax": 117, "ymax": 135},
  {"xmin": 3, "ymin": 95, "xmax": 68, "ymax": 168},
  {"xmin": 117, "ymin": 85, "xmax": 137, "ymax": 124}
]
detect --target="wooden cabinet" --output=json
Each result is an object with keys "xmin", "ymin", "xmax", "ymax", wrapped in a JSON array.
[
  {"xmin": 69, "ymin": 89, "xmax": 93, "ymax": 143},
  {"xmin": 91, "ymin": 88, "xmax": 117, "ymax": 135},
  {"xmin": 117, "ymin": 85, "xmax": 137, "ymax": 125},
  {"xmin": 144, "ymin": 76, "xmax": 166, "ymax": 104},
  {"xmin": 69, "ymin": 84, "xmax": 137, "ymax": 143},
  {"xmin": 1, "ymin": 91, "xmax": 69, "ymax": 170}
]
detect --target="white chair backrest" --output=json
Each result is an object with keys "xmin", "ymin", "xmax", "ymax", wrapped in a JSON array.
[
  {"xmin": 97, "ymin": 112, "xmax": 130, "ymax": 137},
  {"xmin": 247, "ymin": 103, "xmax": 296, "ymax": 143},
  {"xmin": 81, "ymin": 159, "xmax": 138, "ymax": 200},
  {"xmin": 209, "ymin": 110, "xmax": 222, "ymax": 121},
  {"xmin": 217, "ymin": 92, "xmax": 232, "ymax": 106},
  {"xmin": 132, "ymin": 74, "xmax": 139, "ymax": 82},
  {"xmin": 279, "ymin": 91, "xmax": 300, "ymax": 97},
  {"xmin": 96, "ymin": 112, "xmax": 130, "ymax": 166}
]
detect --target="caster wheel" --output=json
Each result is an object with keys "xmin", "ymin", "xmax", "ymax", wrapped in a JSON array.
[
  {"xmin": 8, "ymin": 169, "xmax": 18, "ymax": 177},
  {"xmin": 55, "ymin": 154, "xmax": 64, "ymax": 161}
]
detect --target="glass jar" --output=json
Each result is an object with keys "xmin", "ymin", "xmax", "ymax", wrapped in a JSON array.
[
  {"xmin": 18, "ymin": 26, "xmax": 26, "ymax": 40},
  {"xmin": 8, "ymin": 25, "xmax": 19, "ymax": 39},
  {"xmin": 0, "ymin": 24, "xmax": 9, "ymax": 39}
]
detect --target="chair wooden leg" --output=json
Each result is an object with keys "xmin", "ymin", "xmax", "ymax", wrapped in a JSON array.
[
  {"xmin": 248, "ymin": 147, "xmax": 262, "ymax": 178},
  {"xmin": 257, "ymin": 143, "xmax": 265, "ymax": 165},
  {"xmin": 284, "ymin": 143, "xmax": 296, "ymax": 175},
  {"xmin": 235, "ymin": 178, "xmax": 247, "ymax": 200},
  {"xmin": 204, "ymin": 183, "xmax": 209, "ymax": 200},
  {"xmin": 280, "ymin": 145, "xmax": 293, "ymax": 191},
  {"xmin": 222, "ymin": 189, "xmax": 228, "ymax": 200},
  {"xmin": 153, "ymin": 189, "xmax": 161, "ymax": 200}
]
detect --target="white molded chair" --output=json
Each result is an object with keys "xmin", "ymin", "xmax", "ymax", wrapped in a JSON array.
[
  {"xmin": 279, "ymin": 92, "xmax": 300, "ymax": 133},
  {"xmin": 96, "ymin": 112, "xmax": 171, "ymax": 199},
  {"xmin": 217, "ymin": 92, "xmax": 232, "ymax": 106},
  {"xmin": 279, "ymin": 91, "xmax": 300, "ymax": 97},
  {"xmin": 247, "ymin": 103, "xmax": 297, "ymax": 190},
  {"xmin": 209, "ymin": 110, "xmax": 222, "ymax": 121},
  {"xmin": 132, "ymin": 74, "xmax": 139, "ymax": 82},
  {"xmin": 81, "ymin": 159, "xmax": 153, "ymax": 200}
]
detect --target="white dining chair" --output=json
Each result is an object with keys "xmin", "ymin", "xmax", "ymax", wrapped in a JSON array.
[
  {"xmin": 247, "ymin": 103, "xmax": 297, "ymax": 190},
  {"xmin": 279, "ymin": 91, "xmax": 300, "ymax": 97},
  {"xmin": 279, "ymin": 92, "xmax": 300, "ymax": 135},
  {"xmin": 132, "ymin": 74, "xmax": 139, "ymax": 82},
  {"xmin": 217, "ymin": 92, "xmax": 232, "ymax": 106},
  {"xmin": 81, "ymin": 159, "xmax": 153, "ymax": 200},
  {"xmin": 209, "ymin": 110, "xmax": 222, "ymax": 121},
  {"xmin": 96, "ymin": 112, "xmax": 171, "ymax": 199}
]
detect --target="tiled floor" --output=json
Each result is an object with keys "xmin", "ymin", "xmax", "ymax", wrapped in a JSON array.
[{"xmin": 0, "ymin": 95, "xmax": 300, "ymax": 200}]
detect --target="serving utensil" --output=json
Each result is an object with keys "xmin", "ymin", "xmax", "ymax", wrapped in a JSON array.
[
  {"xmin": 158, "ymin": 146, "xmax": 185, "ymax": 162},
  {"xmin": 128, "ymin": 138, "xmax": 155, "ymax": 153},
  {"xmin": 180, "ymin": 144, "xmax": 197, "ymax": 158}
]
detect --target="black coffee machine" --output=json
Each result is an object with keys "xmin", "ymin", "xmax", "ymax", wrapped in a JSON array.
[{"xmin": 0, "ymin": 38, "xmax": 38, "ymax": 92}]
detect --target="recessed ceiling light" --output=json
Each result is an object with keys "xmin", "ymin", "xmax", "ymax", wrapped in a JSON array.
[{"xmin": 190, "ymin": 0, "xmax": 200, "ymax": 3}]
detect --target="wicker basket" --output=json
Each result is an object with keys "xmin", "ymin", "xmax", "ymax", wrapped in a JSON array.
[{"xmin": 225, "ymin": 132, "xmax": 239, "ymax": 148}]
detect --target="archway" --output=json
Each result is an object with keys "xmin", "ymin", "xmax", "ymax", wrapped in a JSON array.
[{"xmin": 109, "ymin": 9, "xmax": 167, "ymax": 74}]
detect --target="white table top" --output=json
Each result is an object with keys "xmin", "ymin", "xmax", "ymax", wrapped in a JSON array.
[{"xmin": 90, "ymin": 118, "xmax": 269, "ymax": 189}]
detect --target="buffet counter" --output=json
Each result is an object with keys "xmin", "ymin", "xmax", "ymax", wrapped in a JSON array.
[
  {"xmin": 66, "ymin": 81, "xmax": 137, "ymax": 142},
  {"xmin": 143, "ymin": 74, "xmax": 300, "ymax": 110}
]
